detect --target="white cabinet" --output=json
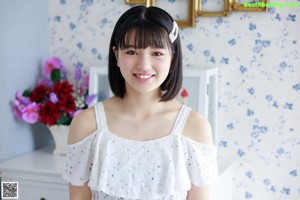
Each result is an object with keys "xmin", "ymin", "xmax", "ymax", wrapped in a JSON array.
[
  {"xmin": 212, "ymin": 158, "xmax": 238, "ymax": 200},
  {"xmin": 0, "ymin": 145, "xmax": 69, "ymax": 200}
]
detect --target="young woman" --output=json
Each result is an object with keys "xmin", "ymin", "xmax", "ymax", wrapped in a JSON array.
[{"xmin": 63, "ymin": 5, "xmax": 218, "ymax": 200}]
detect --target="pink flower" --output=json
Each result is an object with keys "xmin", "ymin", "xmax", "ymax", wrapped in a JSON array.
[
  {"xmin": 12, "ymin": 100, "xmax": 24, "ymax": 121},
  {"xmin": 73, "ymin": 109, "xmax": 83, "ymax": 117},
  {"xmin": 21, "ymin": 102, "xmax": 39, "ymax": 124},
  {"xmin": 83, "ymin": 74, "xmax": 89, "ymax": 89},
  {"xmin": 11, "ymin": 57, "xmax": 97, "ymax": 126},
  {"xmin": 43, "ymin": 57, "xmax": 62, "ymax": 78},
  {"xmin": 43, "ymin": 57, "xmax": 68, "ymax": 79},
  {"xmin": 13, "ymin": 92, "xmax": 32, "ymax": 121}
]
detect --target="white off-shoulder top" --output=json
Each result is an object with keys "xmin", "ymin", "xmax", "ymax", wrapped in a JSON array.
[{"xmin": 63, "ymin": 102, "xmax": 218, "ymax": 200}]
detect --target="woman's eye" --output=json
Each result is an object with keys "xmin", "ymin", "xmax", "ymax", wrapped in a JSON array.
[
  {"xmin": 153, "ymin": 52, "xmax": 163, "ymax": 56},
  {"xmin": 126, "ymin": 50, "xmax": 137, "ymax": 55}
]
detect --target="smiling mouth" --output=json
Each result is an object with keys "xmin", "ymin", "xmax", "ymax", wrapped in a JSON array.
[{"xmin": 134, "ymin": 74, "xmax": 155, "ymax": 79}]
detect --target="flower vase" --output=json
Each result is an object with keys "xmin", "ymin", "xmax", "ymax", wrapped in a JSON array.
[{"xmin": 48, "ymin": 125, "xmax": 69, "ymax": 156}]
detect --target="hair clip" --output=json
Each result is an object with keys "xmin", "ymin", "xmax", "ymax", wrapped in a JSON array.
[{"xmin": 169, "ymin": 21, "xmax": 178, "ymax": 43}]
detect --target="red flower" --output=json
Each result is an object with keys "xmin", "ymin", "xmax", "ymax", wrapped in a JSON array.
[
  {"xmin": 12, "ymin": 57, "xmax": 96, "ymax": 126},
  {"xmin": 58, "ymin": 94, "xmax": 76, "ymax": 113},
  {"xmin": 181, "ymin": 88, "xmax": 189, "ymax": 98},
  {"xmin": 30, "ymin": 85, "xmax": 49, "ymax": 103},
  {"xmin": 39, "ymin": 101, "xmax": 61, "ymax": 126},
  {"xmin": 53, "ymin": 81, "xmax": 73, "ymax": 99}
]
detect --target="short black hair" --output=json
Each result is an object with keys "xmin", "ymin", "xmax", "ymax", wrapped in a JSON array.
[{"xmin": 108, "ymin": 5, "xmax": 183, "ymax": 102}]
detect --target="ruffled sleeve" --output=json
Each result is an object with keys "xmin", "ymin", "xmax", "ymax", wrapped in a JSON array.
[
  {"xmin": 182, "ymin": 137, "xmax": 219, "ymax": 186},
  {"xmin": 62, "ymin": 132, "xmax": 97, "ymax": 186}
]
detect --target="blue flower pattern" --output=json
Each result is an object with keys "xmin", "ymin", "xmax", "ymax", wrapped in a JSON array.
[{"xmin": 49, "ymin": 1, "xmax": 300, "ymax": 199}]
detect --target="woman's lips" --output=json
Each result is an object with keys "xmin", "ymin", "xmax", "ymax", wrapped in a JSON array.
[{"xmin": 134, "ymin": 74, "xmax": 154, "ymax": 79}]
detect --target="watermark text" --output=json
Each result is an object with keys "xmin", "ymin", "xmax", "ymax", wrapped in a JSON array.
[{"xmin": 243, "ymin": 2, "xmax": 299, "ymax": 8}]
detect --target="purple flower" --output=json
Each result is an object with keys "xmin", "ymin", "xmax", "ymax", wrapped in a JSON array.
[
  {"xmin": 49, "ymin": 92, "xmax": 58, "ymax": 104},
  {"xmin": 16, "ymin": 91, "xmax": 31, "ymax": 105},
  {"xmin": 38, "ymin": 78, "xmax": 53, "ymax": 88},
  {"xmin": 21, "ymin": 102, "xmax": 39, "ymax": 123},
  {"xmin": 75, "ymin": 66, "xmax": 81, "ymax": 81},
  {"xmin": 11, "ymin": 56, "xmax": 98, "ymax": 126},
  {"xmin": 60, "ymin": 64, "xmax": 68, "ymax": 78},
  {"xmin": 85, "ymin": 94, "xmax": 96, "ymax": 105}
]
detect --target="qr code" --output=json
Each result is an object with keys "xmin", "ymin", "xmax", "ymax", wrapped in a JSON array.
[{"xmin": 1, "ymin": 182, "xmax": 18, "ymax": 199}]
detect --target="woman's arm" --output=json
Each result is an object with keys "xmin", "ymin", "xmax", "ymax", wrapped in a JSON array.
[
  {"xmin": 182, "ymin": 110, "xmax": 214, "ymax": 145},
  {"xmin": 183, "ymin": 110, "xmax": 215, "ymax": 200},
  {"xmin": 187, "ymin": 184, "xmax": 211, "ymax": 200},
  {"xmin": 69, "ymin": 182, "xmax": 92, "ymax": 200},
  {"xmin": 67, "ymin": 107, "xmax": 97, "ymax": 200}
]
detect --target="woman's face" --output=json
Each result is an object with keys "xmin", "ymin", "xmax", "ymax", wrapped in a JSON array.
[{"xmin": 114, "ymin": 32, "xmax": 172, "ymax": 96}]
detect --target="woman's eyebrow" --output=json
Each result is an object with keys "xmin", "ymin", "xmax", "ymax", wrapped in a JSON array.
[
  {"xmin": 123, "ymin": 44, "xmax": 136, "ymax": 48},
  {"xmin": 122, "ymin": 43, "xmax": 168, "ymax": 50}
]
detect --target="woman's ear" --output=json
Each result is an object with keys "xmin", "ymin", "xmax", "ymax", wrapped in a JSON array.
[{"xmin": 112, "ymin": 46, "xmax": 119, "ymax": 66}]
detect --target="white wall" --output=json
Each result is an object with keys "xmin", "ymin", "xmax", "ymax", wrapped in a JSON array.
[
  {"xmin": 48, "ymin": 0, "xmax": 300, "ymax": 199},
  {"xmin": 0, "ymin": 0, "xmax": 51, "ymax": 162}
]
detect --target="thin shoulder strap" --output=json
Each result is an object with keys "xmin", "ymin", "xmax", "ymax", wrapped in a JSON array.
[
  {"xmin": 94, "ymin": 102, "xmax": 108, "ymax": 131},
  {"xmin": 171, "ymin": 105, "xmax": 191, "ymax": 135}
]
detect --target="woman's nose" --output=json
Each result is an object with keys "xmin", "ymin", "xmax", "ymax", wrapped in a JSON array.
[{"xmin": 136, "ymin": 54, "xmax": 152, "ymax": 70}]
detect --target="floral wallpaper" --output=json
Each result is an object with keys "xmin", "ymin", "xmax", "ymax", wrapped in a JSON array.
[{"xmin": 49, "ymin": 0, "xmax": 300, "ymax": 199}]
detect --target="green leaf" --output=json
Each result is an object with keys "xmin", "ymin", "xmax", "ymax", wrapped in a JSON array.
[
  {"xmin": 23, "ymin": 90, "xmax": 31, "ymax": 97},
  {"xmin": 85, "ymin": 89, "xmax": 89, "ymax": 97},
  {"xmin": 56, "ymin": 115, "xmax": 72, "ymax": 125},
  {"xmin": 51, "ymin": 69, "xmax": 61, "ymax": 84}
]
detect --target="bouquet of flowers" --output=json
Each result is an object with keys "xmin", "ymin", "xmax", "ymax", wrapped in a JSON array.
[{"xmin": 12, "ymin": 57, "xmax": 96, "ymax": 126}]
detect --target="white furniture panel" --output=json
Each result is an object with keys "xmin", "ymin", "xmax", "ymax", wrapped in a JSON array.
[
  {"xmin": 212, "ymin": 158, "xmax": 238, "ymax": 200},
  {"xmin": 0, "ymin": 145, "xmax": 69, "ymax": 200}
]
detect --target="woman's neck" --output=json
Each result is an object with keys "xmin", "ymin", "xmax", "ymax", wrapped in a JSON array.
[
  {"xmin": 112, "ymin": 85, "xmax": 167, "ymax": 119},
  {"xmin": 124, "ymin": 94, "xmax": 163, "ymax": 116}
]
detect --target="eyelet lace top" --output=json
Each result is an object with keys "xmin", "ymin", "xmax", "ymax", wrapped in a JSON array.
[{"xmin": 63, "ymin": 102, "xmax": 218, "ymax": 200}]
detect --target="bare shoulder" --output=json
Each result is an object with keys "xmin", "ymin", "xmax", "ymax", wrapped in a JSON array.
[
  {"xmin": 182, "ymin": 109, "xmax": 214, "ymax": 145},
  {"xmin": 67, "ymin": 106, "xmax": 97, "ymax": 144}
]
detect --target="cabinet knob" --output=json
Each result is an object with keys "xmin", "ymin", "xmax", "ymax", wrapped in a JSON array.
[{"xmin": 40, "ymin": 198, "xmax": 46, "ymax": 200}]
